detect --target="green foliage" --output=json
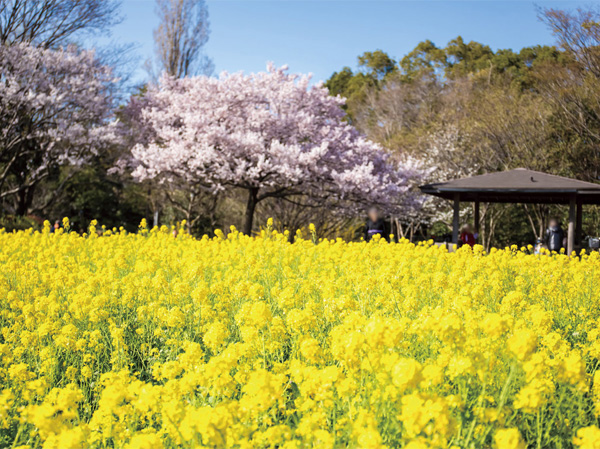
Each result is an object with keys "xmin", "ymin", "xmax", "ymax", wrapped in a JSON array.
[
  {"xmin": 357, "ymin": 50, "xmax": 397, "ymax": 80},
  {"xmin": 399, "ymin": 39, "xmax": 445, "ymax": 82},
  {"xmin": 444, "ymin": 36, "xmax": 495, "ymax": 78},
  {"xmin": 46, "ymin": 162, "xmax": 147, "ymax": 233},
  {"xmin": 325, "ymin": 50, "xmax": 398, "ymax": 121},
  {"xmin": 490, "ymin": 205, "xmax": 536, "ymax": 248},
  {"xmin": 325, "ymin": 68, "xmax": 374, "ymax": 104},
  {"xmin": 325, "ymin": 67, "xmax": 376, "ymax": 122},
  {"xmin": 329, "ymin": 37, "xmax": 566, "ymax": 100},
  {"xmin": 0, "ymin": 215, "xmax": 40, "ymax": 232}
]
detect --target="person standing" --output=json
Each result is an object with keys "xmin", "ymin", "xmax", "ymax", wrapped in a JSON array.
[
  {"xmin": 545, "ymin": 218, "xmax": 565, "ymax": 253},
  {"xmin": 50, "ymin": 220, "xmax": 60, "ymax": 233},
  {"xmin": 364, "ymin": 207, "xmax": 388, "ymax": 242},
  {"xmin": 460, "ymin": 223, "xmax": 477, "ymax": 247}
]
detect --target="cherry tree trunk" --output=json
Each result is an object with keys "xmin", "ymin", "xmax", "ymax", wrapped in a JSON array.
[{"xmin": 243, "ymin": 187, "xmax": 259, "ymax": 235}]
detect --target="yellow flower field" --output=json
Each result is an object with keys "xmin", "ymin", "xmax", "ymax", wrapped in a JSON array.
[{"xmin": 2, "ymin": 220, "xmax": 600, "ymax": 448}]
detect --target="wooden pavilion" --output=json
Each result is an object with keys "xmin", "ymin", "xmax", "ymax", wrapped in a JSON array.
[{"xmin": 419, "ymin": 168, "xmax": 600, "ymax": 253}]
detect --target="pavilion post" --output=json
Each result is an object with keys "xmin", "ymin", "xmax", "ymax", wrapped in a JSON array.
[
  {"xmin": 576, "ymin": 198, "xmax": 583, "ymax": 247},
  {"xmin": 452, "ymin": 193, "xmax": 460, "ymax": 246},
  {"xmin": 568, "ymin": 196, "xmax": 576, "ymax": 255},
  {"xmin": 474, "ymin": 200, "xmax": 480, "ymax": 235}
]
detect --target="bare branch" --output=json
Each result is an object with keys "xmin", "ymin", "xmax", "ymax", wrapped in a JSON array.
[
  {"xmin": 152, "ymin": 0, "xmax": 212, "ymax": 78},
  {"xmin": 0, "ymin": 0, "xmax": 122, "ymax": 47}
]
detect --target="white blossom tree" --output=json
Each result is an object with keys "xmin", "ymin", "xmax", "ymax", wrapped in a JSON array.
[
  {"xmin": 127, "ymin": 64, "xmax": 422, "ymax": 234},
  {"xmin": 0, "ymin": 42, "xmax": 119, "ymax": 215}
]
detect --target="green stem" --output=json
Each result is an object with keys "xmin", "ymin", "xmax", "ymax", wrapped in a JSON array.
[{"xmin": 10, "ymin": 422, "xmax": 25, "ymax": 449}]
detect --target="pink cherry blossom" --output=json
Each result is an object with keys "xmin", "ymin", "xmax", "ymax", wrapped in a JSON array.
[
  {"xmin": 127, "ymin": 64, "xmax": 422, "ymax": 233},
  {"xmin": 0, "ymin": 42, "xmax": 119, "ymax": 214}
]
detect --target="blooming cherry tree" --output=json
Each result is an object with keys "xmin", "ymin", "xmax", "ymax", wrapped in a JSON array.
[
  {"xmin": 129, "ymin": 64, "xmax": 421, "ymax": 234},
  {"xmin": 0, "ymin": 42, "xmax": 118, "ymax": 215}
]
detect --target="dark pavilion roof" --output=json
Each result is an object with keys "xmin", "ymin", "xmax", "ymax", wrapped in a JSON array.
[{"xmin": 420, "ymin": 168, "xmax": 600, "ymax": 204}]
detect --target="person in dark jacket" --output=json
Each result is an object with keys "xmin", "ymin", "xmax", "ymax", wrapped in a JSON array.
[
  {"xmin": 545, "ymin": 218, "xmax": 565, "ymax": 252},
  {"xmin": 364, "ymin": 207, "xmax": 388, "ymax": 242}
]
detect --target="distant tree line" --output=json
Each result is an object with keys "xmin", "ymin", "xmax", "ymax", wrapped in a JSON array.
[
  {"xmin": 326, "ymin": 7, "xmax": 600, "ymax": 247},
  {"xmin": 2, "ymin": 1, "xmax": 600, "ymax": 246}
]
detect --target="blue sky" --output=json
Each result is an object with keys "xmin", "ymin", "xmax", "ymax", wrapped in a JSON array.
[{"xmin": 111, "ymin": 0, "xmax": 585, "ymax": 84}]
